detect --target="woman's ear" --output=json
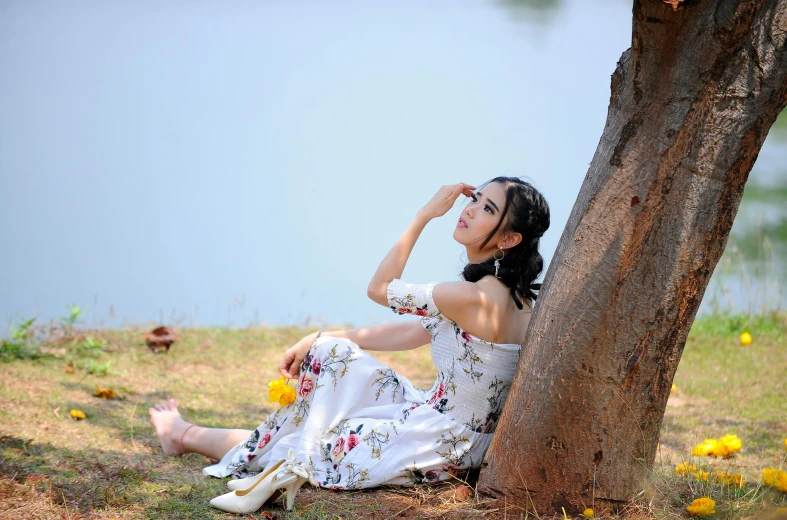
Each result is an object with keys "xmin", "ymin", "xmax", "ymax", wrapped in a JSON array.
[{"xmin": 500, "ymin": 232, "xmax": 522, "ymax": 250}]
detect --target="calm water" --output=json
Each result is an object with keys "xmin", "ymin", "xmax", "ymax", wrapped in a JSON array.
[{"xmin": 1, "ymin": 0, "xmax": 784, "ymax": 333}]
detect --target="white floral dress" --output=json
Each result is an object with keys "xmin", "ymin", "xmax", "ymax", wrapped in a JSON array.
[{"xmin": 203, "ymin": 278, "xmax": 523, "ymax": 489}]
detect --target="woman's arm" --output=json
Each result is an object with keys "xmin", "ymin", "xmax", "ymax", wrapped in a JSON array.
[
  {"xmin": 367, "ymin": 183, "xmax": 475, "ymax": 306},
  {"xmin": 323, "ymin": 320, "xmax": 431, "ymax": 351},
  {"xmin": 366, "ymin": 214, "xmax": 430, "ymax": 306},
  {"xmin": 278, "ymin": 321, "xmax": 431, "ymax": 378}
]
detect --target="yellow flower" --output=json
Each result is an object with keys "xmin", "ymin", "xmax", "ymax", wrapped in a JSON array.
[
  {"xmin": 784, "ymin": 437, "xmax": 787, "ymax": 451},
  {"xmin": 691, "ymin": 434, "xmax": 742, "ymax": 458},
  {"xmin": 763, "ymin": 468, "xmax": 787, "ymax": 493},
  {"xmin": 69, "ymin": 409, "xmax": 86, "ymax": 420},
  {"xmin": 727, "ymin": 473, "xmax": 745, "ymax": 488},
  {"xmin": 712, "ymin": 469, "xmax": 745, "ymax": 488},
  {"xmin": 763, "ymin": 468, "xmax": 779, "ymax": 486},
  {"xmin": 268, "ymin": 377, "xmax": 296, "ymax": 406},
  {"xmin": 692, "ymin": 470, "xmax": 710, "ymax": 482},
  {"xmin": 671, "ymin": 384, "xmax": 677, "ymax": 393},
  {"xmin": 718, "ymin": 434, "xmax": 742, "ymax": 455},
  {"xmin": 739, "ymin": 331, "xmax": 752, "ymax": 346},
  {"xmin": 686, "ymin": 497, "xmax": 716, "ymax": 517},
  {"xmin": 691, "ymin": 438, "xmax": 718, "ymax": 456},
  {"xmin": 582, "ymin": 508, "xmax": 594, "ymax": 518},
  {"xmin": 676, "ymin": 462, "xmax": 697, "ymax": 476}
]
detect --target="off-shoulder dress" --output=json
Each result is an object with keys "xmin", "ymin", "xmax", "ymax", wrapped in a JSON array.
[{"xmin": 203, "ymin": 278, "xmax": 523, "ymax": 488}]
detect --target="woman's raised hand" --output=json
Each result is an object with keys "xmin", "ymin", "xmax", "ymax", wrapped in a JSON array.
[{"xmin": 418, "ymin": 183, "xmax": 476, "ymax": 220}]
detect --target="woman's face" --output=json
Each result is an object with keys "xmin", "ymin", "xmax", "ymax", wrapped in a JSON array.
[{"xmin": 453, "ymin": 181, "xmax": 516, "ymax": 262}]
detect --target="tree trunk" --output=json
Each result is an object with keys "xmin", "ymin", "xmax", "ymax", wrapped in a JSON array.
[{"xmin": 478, "ymin": 0, "xmax": 787, "ymax": 515}]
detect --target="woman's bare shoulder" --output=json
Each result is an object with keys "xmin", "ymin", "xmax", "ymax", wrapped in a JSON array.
[{"xmin": 476, "ymin": 276, "xmax": 534, "ymax": 311}]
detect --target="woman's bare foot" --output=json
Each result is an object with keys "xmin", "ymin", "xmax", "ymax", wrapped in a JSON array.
[{"xmin": 148, "ymin": 398, "xmax": 191, "ymax": 456}]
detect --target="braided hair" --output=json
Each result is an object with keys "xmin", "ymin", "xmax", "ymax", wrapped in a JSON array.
[{"xmin": 460, "ymin": 176, "xmax": 550, "ymax": 310}]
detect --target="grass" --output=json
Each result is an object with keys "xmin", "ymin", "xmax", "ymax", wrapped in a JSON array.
[
  {"xmin": 0, "ymin": 312, "xmax": 785, "ymax": 519},
  {"xmin": 643, "ymin": 311, "xmax": 787, "ymax": 519}
]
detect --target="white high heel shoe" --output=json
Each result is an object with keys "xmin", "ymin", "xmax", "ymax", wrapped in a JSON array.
[
  {"xmin": 226, "ymin": 460, "xmax": 283, "ymax": 492},
  {"xmin": 211, "ymin": 448, "xmax": 314, "ymax": 513}
]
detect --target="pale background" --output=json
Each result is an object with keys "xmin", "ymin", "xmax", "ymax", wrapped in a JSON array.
[{"xmin": 1, "ymin": 0, "xmax": 784, "ymax": 331}]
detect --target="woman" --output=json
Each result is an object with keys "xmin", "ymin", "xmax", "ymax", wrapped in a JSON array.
[{"xmin": 149, "ymin": 176, "xmax": 550, "ymax": 512}]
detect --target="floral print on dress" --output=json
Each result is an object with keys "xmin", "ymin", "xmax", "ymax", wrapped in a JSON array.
[
  {"xmin": 203, "ymin": 278, "xmax": 524, "ymax": 491},
  {"xmin": 386, "ymin": 279, "xmax": 441, "ymax": 319},
  {"xmin": 454, "ymin": 323, "xmax": 485, "ymax": 383},
  {"xmin": 372, "ymin": 367, "xmax": 404, "ymax": 402}
]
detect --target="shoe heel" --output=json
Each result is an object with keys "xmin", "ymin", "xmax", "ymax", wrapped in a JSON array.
[
  {"xmin": 283, "ymin": 478, "xmax": 307, "ymax": 511},
  {"xmin": 209, "ymin": 459, "xmax": 289, "ymax": 514}
]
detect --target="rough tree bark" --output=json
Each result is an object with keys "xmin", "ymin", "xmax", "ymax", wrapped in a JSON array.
[{"xmin": 478, "ymin": 0, "xmax": 787, "ymax": 515}]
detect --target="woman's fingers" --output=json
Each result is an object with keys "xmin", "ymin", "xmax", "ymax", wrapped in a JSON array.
[
  {"xmin": 420, "ymin": 183, "xmax": 477, "ymax": 219},
  {"xmin": 460, "ymin": 184, "xmax": 475, "ymax": 197},
  {"xmin": 446, "ymin": 183, "xmax": 474, "ymax": 199},
  {"xmin": 442, "ymin": 185, "xmax": 463, "ymax": 203},
  {"xmin": 279, "ymin": 351, "xmax": 295, "ymax": 378},
  {"xmin": 288, "ymin": 357, "xmax": 302, "ymax": 379}
]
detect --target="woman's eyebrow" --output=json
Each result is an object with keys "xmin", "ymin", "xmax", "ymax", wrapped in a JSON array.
[{"xmin": 476, "ymin": 191, "xmax": 499, "ymax": 212}]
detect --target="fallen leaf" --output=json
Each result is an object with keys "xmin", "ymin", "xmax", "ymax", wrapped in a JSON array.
[
  {"xmin": 94, "ymin": 386, "xmax": 117, "ymax": 399},
  {"xmin": 455, "ymin": 485, "xmax": 473, "ymax": 501}
]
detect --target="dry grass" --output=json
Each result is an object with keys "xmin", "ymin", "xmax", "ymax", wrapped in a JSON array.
[{"xmin": 0, "ymin": 313, "xmax": 785, "ymax": 519}]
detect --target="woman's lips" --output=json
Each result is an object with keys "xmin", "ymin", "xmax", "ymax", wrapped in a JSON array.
[{"xmin": 458, "ymin": 218, "xmax": 468, "ymax": 228}]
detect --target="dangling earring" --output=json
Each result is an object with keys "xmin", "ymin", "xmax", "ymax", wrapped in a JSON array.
[{"xmin": 493, "ymin": 248, "xmax": 505, "ymax": 278}]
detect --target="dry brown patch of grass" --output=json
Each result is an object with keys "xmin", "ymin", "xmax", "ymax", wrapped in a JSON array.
[{"xmin": 1, "ymin": 317, "xmax": 785, "ymax": 519}]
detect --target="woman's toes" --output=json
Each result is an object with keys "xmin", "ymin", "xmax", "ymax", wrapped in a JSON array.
[{"xmin": 149, "ymin": 402, "xmax": 187, "ymax": 456}]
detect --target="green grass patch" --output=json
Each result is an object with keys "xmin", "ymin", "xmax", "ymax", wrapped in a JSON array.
[{"xmin": 0, "ymin": 311, "xmax": 784, "ymax": 519}]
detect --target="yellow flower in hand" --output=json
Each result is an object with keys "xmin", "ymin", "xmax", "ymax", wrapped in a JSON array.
[
  {"xmin": 69, "ymin": 409, "xmax": 86, "ymax": 420},
  {"xmin": 582, "ymin": 508, "xmax": 594, "ymax": 518},
  {"xmin": 739, "ymin": 331, "xmax": 752, "ymax": 345},
  {"xmin": 268, "ymin": 377, "xmax": 296, "ymax": 406},
  {"xmin": 686, "ymin": 497, "xmax": 715, "ymax": 517}
]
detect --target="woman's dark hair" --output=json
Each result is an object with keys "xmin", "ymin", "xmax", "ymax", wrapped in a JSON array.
[{"xmin": 460, "ymin": 176, "xmax": 550, "ymax": 310}]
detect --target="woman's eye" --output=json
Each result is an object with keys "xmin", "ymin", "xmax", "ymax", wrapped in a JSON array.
[{"xmin": 485, "ymin": 205, "xmax": 493, "ymax": 214}]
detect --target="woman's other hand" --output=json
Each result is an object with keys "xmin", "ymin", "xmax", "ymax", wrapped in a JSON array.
[
  {"xmin": 278, "ymin": 332, "xmax": 319, "ymax": 379},
  {"xmin": 418, "ymin": 183, "xmax": 476, "ymax": 220}
]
